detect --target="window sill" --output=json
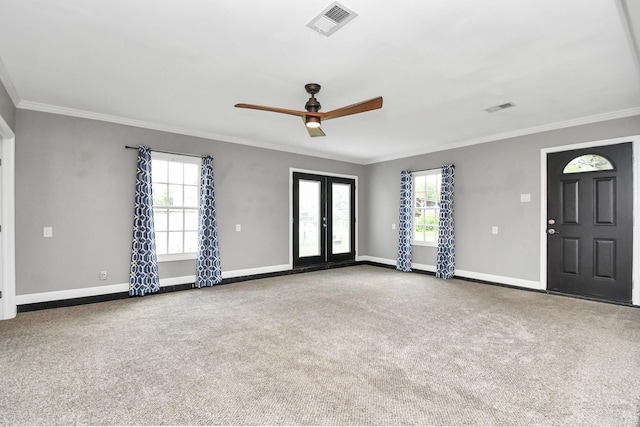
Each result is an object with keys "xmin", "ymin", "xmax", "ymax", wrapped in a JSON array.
[
  {"xmin": 158, "ymin": 253, "xmax": 197, "ymax": 263},
  {"xmin": 412, "ymin": 241, "xmax": 437, "ymax": 248}
]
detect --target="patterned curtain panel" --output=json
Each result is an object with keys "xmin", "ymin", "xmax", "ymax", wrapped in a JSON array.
[
  {"xmin": 129, "ymin": 145, "xmax": 160, "ymax": 296},
  {"xmin": 197, "ymin": 156, "xmax": 222, "ymax": 287},
  {"xmin": 396, "ymin": 170, "xmax": 413, "ymax": 272},
  {"xmin": 436, "ymin": 164, "xmax": 455, "ymax": 279}
]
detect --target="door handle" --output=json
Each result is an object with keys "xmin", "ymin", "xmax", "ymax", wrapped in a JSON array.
[{"xmin": 548, "ymin": 228, "xmax": 560, "ymax": 235}]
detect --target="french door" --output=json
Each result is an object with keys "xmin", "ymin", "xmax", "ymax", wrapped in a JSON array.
[
  {"xmin": 546, "ymin": 142, "xmax": 633, "ymax": 302},
  {"xmin": 292, "ymin": 172, "xmax": 356, "ymax": 268}
]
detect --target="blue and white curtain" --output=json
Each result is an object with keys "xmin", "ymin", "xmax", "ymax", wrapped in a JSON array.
[
  {"xmin": 396, "ymin": 170, "xmax": 413, "ymax": 272},
  {"xmin": 129, "ymin": 145, "xmax": 160, "ymax": 296},
  {"xmin": 196, "ymin": 156, "xmax": 222, "ymax": 287},
  {"xmin": 436, "ymin": 164, "xmax": 455, "ymax": 279}
]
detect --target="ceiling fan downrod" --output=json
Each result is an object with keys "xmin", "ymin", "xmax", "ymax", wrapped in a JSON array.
[{"xmin": 304, "ymin": 83, "xmax": 322, "ymax": 113}]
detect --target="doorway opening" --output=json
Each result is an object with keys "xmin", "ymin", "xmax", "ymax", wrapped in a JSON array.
[
  {"xmin": 290, "ymin": 170, "xmax": 357, "ymax": 269},
  {"xmin": 541, "ymin": 135, "xmax": 640, "ymax": 306}
]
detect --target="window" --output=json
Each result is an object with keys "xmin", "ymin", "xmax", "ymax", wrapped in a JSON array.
[
  {"xmin": 151, "ymin": 152, "xmax": 201, "ymax": 261},
  {"xmin": 413, "ymin": 169, "xmax": 442, "ymax": 246},
  {"xmin": 563, "ymin": 154, "xmax": 614, "ymax": 174}
]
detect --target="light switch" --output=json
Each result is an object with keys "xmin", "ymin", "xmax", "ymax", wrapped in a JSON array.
[
  {"xmin": 235, "ymin": 224, "xmax": 241, "ymax": 232},
  {"xmin": 43, "ymin": 227, "xmax": 53, "ymax": 238},
  {"xmin": 392, "ymin": 223, "xmax": 396, "ymax": 230},
  {"xmin": 491, "ymin": 226, "xmax": 499, "ymax": 235}
]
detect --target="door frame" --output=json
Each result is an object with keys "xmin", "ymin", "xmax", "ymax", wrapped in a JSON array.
[
  {"xmin": 0, "ymin": 114, "xmax": 16, "ymax": 320},
  {"xmin": 289, "ymin": 168, "xmax": 358, "ymax": 269},
  {"xmin": 540, "ymin": 135, "xmax": 640, "ymax": 306}
]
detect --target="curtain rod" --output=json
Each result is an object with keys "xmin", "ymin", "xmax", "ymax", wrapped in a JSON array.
[
  {"xmin": 125, "ymin": 145, "xmax": 205, "ymax": 159},
  {"xmin": 408, "ymin": 164, "xmax": 455, "ymax": 174}
]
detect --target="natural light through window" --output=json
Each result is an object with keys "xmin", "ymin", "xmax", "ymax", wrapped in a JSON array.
[
  {"xmin": 413, "ymin": 169, "xmax": 441, "ymax": 246},
  {"xmin": 562, "ymin": 154, "xmax": 614, "ymax": 174},
  {"xmin": 151, "ymin": 153, "xmax": 201, "ymax": 260}
]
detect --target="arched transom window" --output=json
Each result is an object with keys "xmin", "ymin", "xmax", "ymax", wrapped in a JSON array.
[{"xmin": 562, "ymin": 154, "xmax": 614, "ymax": 174}]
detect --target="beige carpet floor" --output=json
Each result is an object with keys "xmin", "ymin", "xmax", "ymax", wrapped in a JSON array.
[{"xmin": 1, "ymin": 265, "xmax": 640, "ymax": 425}]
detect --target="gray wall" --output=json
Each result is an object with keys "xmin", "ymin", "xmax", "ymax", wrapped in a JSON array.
[
  {"xmin": 15, "ymin": 110, "xmax": 365, "ymax": 296},
  {"xmin": 363, "ymin": 115, "xmax": 640, "ymax": 282},
  {"xmin": 13, "ymin": 106, "xmax": 640, "ymax": 297},
  {"xmin": 0, "ymin": 76, "xmax": 15, "ymax": 132}
]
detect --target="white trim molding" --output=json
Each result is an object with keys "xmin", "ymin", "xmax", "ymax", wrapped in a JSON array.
[
  {"xmin": 367, "ymin": 107, "xmax": 640, "ymax": 164},
  {"xmin": 18, "ymin": 101, "xmax": 362, "ymax": 164},
  {"xmin": 540, "ymin": 135, "xmax": 640, "ymax": 306},
  {"xmin": 16, "ymin": 100, "xmax": 640, "ymax": 166},
  {"xmin": 357, "ymin": 256, "xmax": 542, "ymax": 290},
  {"xmin": 0, "ymin": 115, "xmax": 16, "ymax": 320},
  {"xmin": 0, "ymin": 56, "xmax": 20, "ymax": 107},
  {"xmin": 14, "ymin": 264, "xmax": 291, "ymax": 306}
]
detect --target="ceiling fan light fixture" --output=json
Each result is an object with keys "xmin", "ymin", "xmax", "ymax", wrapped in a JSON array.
[{"xmin": 306, "ymin": 116, "xmax": 321, "ymax": 128}]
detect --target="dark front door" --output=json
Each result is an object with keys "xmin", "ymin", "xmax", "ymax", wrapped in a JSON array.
[
  {"xmin": 547, "ymin": 142, "xmax": 633, "ymax": 303},
  {"xmin": 292, "ymin": 172, "xmax": 356, "ymax": 268}
]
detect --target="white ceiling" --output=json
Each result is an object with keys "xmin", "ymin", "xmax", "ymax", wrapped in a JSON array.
[{"xmin": 0, "ymin": 0, "xmax": 639, "ymax": 164}]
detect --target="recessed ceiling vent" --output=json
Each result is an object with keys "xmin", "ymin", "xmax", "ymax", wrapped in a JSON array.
[
  {"xmin": 485, "ymin": 102, "xmax": 517, "ymax": 113},
  {"xmin": 307, "ymin": 2, "xmax": 357, "ymax": 36}
]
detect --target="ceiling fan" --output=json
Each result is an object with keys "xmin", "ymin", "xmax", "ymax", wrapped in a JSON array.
[{"xmin": 234, "ymin": 83, "xmax": 383, "ymax": 137}]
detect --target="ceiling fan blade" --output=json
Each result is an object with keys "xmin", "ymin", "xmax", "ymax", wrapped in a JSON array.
[
  {"xmin": 322, "ymin": 96, "xmax": 383, "ymax": 120},
  {"xmin": 307, "ymin": 126, "xmax": 326, "ymax": 137},
  {"xmin": 234, "ymin": 103, "xmax": 308, "ymax": 117}
]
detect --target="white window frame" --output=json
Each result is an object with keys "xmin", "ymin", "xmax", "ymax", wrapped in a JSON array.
[
  {"xmin": 151, "ymin": 152, "xmax": 201, "ymax": 262},
  {"xmin": 412, "ymin": 168, "xmax": 442, "ymax": 247}
]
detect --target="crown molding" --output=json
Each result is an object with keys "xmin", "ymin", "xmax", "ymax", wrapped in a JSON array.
[
  {"xmin": 16, "ymin": 100, "xmax": 640, "ymax": 166},
  {"xmin": 16, "ymin": 100, "xmax": 366, "ymax": 164},
  {"xmin": 0, "ymin": 57, "xmax": 21, "ymax": 107},
  {"xmin": 364, "ymin": 107, "xmax": 640, "ymax": 164}
]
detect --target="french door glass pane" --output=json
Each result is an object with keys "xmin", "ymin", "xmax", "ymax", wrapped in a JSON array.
[
  {"xmin": 332, "ymin": 183, "xmax": 351, "ymax": 254},
  {"xmin": 299, "ymin": 180, "xmax": 321, "ymax": 257}
]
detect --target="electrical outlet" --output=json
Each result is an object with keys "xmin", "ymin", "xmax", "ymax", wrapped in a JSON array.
[
  {"xmin": 43, "ymin": 227, "xmax": 53, "ymax": 238},
  {"xmin": 99, "ymin": 271, "xmax": 107, "ymax": 280},
  {"xmin": 492, "ymin": 226, "xmax": 499, "ymax": 235},
  {"xmin": 236, "ymin": 224, "xmax": 241, "ymax": 232}
]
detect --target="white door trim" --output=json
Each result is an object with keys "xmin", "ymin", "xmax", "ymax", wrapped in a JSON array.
[
  {"xmin": 289, "ymin": 168, "xmax": 359, "ymax": 269},
  {"xmin": 540, "ymin": 135, "xmax": 640, "ymax": 306},
  {"xmin": 0, "ymin": 115, "xmax": 15, "ymax": 320}
]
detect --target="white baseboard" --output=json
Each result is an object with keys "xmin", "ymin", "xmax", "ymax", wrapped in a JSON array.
[
  {"xmin": 15, "ymin": 264, "xmax": 292, "ymax": 306},
  {"xmin": 16, "ymin": 259, "xmax": 597, "ymax": 306},
  {"xmin": 358, "ymin": 255, "xmax": 542, "ymax": 290},
  {"xmin": 222, "ymin": 264, "xmax": 290, "ymax": 279}
]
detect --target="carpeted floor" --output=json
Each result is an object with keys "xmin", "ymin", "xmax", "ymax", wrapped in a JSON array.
[{"xmin": 1, "ymin": 265, "xmax": 639, "ymax": 426}]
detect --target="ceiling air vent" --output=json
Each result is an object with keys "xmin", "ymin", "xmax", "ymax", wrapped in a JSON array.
[
  {"xmin": 485, "ymin": 102, "xmax": 517, "ymax": 113},
  {"xmin": 307, "ymin": 2, "xmax": 357, "ymax": 36}
]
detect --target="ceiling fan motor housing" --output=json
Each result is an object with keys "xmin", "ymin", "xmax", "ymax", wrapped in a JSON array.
[
  {"xmin": 305, "ymin": 97, "xmax": 321, "ymax": 113},
  {"xmin": 304, "ymin": 83, "xmax": 322, "ymax": 112}
]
